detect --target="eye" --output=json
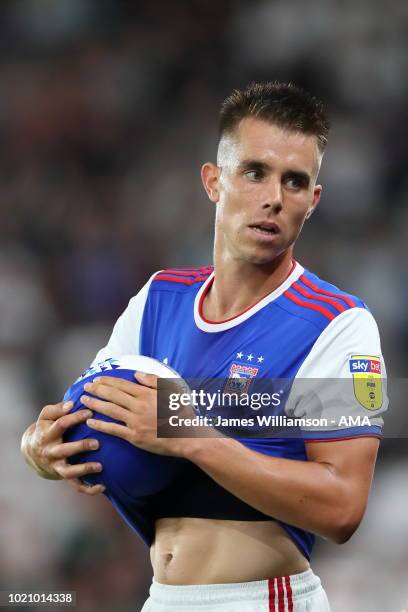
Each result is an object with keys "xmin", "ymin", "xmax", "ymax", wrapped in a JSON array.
[
  {"xmin": 245, "ymin": 169, "xmax": 264, "ymax": 181},
  {"xmin": 285, "ymin": 177, "xmax": 301, "ymax": 189},
  {"xmin": 285, "ymin": 176, "xmax": 307, "ymax": 190}
]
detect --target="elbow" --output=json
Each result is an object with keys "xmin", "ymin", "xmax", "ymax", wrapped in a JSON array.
[
  {"xmin": 329, "ymin": 509, "xmax": 364, "ymax": 545},
  {"xmin": 331, "ymin": 522, "xmax": 359, "ymax": 545}
]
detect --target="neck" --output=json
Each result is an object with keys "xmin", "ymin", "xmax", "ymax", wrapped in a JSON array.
[{"xmin": 203, "ymin": 248, "xmax": 294, "ymax": 323}]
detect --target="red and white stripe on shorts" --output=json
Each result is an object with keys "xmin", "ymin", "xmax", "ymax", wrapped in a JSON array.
[
  {"xmin": 268, "ymin": 575, "xmax": 293, "ymax": 612},
  {"xmin": 141, "ymin": 568, "xmax": 330, "ymax": 611}
]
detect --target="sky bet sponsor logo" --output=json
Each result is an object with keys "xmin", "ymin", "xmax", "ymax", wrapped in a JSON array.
[{"xmin": 349, "ymin": 357, "xmax": 381, "ymax": 374}]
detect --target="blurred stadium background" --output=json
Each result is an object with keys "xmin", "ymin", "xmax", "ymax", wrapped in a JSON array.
[{"xmin": 1, "ymin": 1, "xmax": 407, "ymax": 610}]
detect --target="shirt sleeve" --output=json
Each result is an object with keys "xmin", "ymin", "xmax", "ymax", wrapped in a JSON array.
[
  {"xmin": 285, "ymin": 307, "xmax": 388, "ymax": 441},
  {"xmin": 90, "ymin": 271, "xmax": 158, "ymax": 366}
]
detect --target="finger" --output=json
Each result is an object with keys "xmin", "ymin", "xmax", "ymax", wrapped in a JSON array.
[
  {"xmin": 83, "ymin": 382, "xmax": 136, "ymax": 410},
  {"xmin": 48, "ymin": 409, "xmax": 93, "ymax": 439},
  {"xmin": 91, "ymin": 375, "xmax": 143, "ymax": 397},
  {"xmin": 54, "ymin": 460, "xmax": 102, "ymax": 479},
  {"xmin": 47, "ymin": 438, "xmax": 100, "ymax": 460},
  {"xmin": 87, "ymin": 417, "xmax": 132, "ymax": 442},
  {"xmin": 135, "ymin": 372, "xmax": 158, "ymax": 389},
  {"xmin": 80, "ymin": 396, "xmax": 129, "ymax": 422},
  {"xmin": 38, "ymin": 402, "xmax": 73, "ymax": 422},
  {"xmin": 65, "ymin": 478, "xmax": 106, "ymax": 495}
]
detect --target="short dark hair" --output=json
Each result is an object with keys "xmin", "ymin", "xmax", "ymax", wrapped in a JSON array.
[{"xmin": 219, "ymin": 81, "xmax": 330, "ymax": 153}]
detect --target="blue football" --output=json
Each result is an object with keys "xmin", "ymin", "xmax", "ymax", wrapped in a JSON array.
[{"xmin": 63, "ymin": 355, "xmax": 185, "ymax": 499}]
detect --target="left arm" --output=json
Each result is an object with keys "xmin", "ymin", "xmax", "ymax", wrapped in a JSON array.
[
  {"xmin": 183, "ymin": 435, "xmax": 379, "ymax": 544},
  {"xmin": 82, "ymin": 373, "xmax": 379, "ymax": 544}
]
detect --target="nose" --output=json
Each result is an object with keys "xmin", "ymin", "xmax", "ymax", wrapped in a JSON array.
[{"xmin": 261, "ymin": 178, "xmax": 283, "ymax": 213}]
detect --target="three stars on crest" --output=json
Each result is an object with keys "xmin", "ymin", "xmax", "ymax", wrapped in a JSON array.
[{"xmin": 236, "ymin": 351, "xmax": 264, "ymax": 363}]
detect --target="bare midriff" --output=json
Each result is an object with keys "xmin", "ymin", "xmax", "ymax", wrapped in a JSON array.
[{"xmin": 151, "ymin": 517, "xmax": 310, "ymax": 585}]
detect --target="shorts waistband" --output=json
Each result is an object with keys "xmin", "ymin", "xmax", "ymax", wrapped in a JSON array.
[{"xmin": 150, "ymin": 568, "xmax": 321, "ymax": 605}]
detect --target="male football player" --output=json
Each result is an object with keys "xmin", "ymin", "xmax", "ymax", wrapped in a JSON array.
[{"xmin": 21, "ymin": 81, "xmax": 387, "ymax": 611}]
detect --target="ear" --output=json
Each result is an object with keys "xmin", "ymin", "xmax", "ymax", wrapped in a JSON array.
[
  {"xmin": 306, "ymin": 184, "xmax": 322, "ymax": 219},
  {"xmin": 201, "ymin": 162, "xmax": 220, "ymax": 203}
]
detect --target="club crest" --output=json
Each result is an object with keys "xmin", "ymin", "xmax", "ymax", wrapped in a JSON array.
[{"xmin": 224, "ymin": 362, "xmax": 260, "ymax": 395}]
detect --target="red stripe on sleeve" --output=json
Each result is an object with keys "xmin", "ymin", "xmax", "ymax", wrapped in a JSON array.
[
  {"xmin": 268, "ymin": 578, "xmax": 276, "ymax": 612},
  {"xmin": 154, "ymin": 274, "xmax": 210, "ymax": 285},
  {"xmin": 292, "ymin": 282, "xmax": 346, "ymax": 313},
  {"xmin": 166, "ymin": 266, "xmax": 213, "ymax": 271},
  {"xmin": 285, "ymin": 576, "xmax": 293, "ymax": 612},
  {"xmin": 300, "ymin": 275, "xmax": 356, "ymax": 308},
  {"xmin": 283, "ymin": 289, "xmax": 335, "ymax": 321},
  {"xmin": 163, "ymin": 268, "xmax": 213, "ymax": 276},
  {"xmin": 304, "ymin": 434, "xmax": 382, "ymax": 443}
]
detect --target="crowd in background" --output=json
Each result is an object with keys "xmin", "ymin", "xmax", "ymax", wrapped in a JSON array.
[{"xmin": 0, "ymin": 1, "xmax": 407, "ymax": 610}]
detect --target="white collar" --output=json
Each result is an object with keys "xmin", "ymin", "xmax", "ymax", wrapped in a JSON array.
[{"xmin": 194, "ymin": 261, "xmax": 304, "ymax": 333}]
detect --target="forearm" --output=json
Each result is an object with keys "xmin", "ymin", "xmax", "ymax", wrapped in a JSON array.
[{"xmin": 184, "ymin": 437, "xmax": 355, "ymax": 543}]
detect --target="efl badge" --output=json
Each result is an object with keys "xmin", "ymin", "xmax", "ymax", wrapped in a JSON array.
[
  {"xmin": 349, "ymin": 355, "xmax": 382, "ymax": 410},
  {"xmin": 224, "ymin": 362, "xmax": 259, "ymax": 395}
]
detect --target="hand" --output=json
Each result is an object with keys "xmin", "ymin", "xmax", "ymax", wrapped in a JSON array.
[
  {"xmin": 21, "ymin": 402, "xmax": 106, "ymax": 495},
  {"xmin": 82, "ymin": 372, "xmax": 197, "ymax": 457}
]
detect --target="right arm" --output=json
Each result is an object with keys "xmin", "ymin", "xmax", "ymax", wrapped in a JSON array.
[{"xmin": 21, "ymin": 273, "xmax": 155, "ymax": 493}]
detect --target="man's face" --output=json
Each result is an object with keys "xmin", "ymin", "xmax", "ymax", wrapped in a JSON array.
[{"xmin": 202, "ymin": 117, "xmax": 323, "ymax": 265}]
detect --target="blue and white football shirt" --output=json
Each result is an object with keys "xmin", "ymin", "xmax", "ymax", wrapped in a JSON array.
[{"xmin": 88, "ymin": 259, "xmax": 388, "ymax": 559}]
